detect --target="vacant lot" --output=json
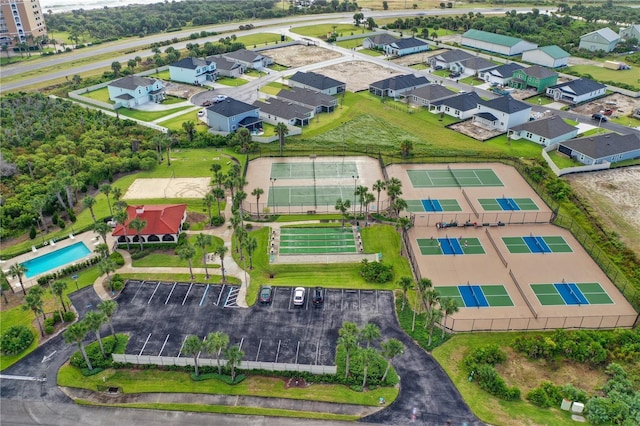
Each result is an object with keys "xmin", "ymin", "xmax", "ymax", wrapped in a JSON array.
[
  {"xmin": 566, "ymin": 64, "xmax": 640, "ymax": 89},
  {"xmin": 315, "ymin": 60, "xmax": 401, "ymax": 92},
  {"xmin": 265, "ymin": 44, "xmax": 342, "ymax": 68},
  {"xmin": 571, "ymin": 93, "xmax": 640, "ymax": 119}
]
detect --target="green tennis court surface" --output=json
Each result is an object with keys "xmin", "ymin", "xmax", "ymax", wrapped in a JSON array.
[
  {"xmin": 268, "ymin": 185, "xmax": 357, "ymax": 207},
  {"xmin": 417, "ymin": 237, "xmax": 485, "ymax": 255},
  {"xmin": 478, "ymin": 198, "xmax": 539, "ymax": 211},
  {"xmin": 279, "ymin": 227, "xmax": 357, "ymax": 254},
  {"xmin": 437, "ymin": 285, "xmax": 514, "ymax": 307},
  {"xmin": 407, "ymin": 168, "xmax": 503, "ymax": 188},
  {"xmin": 502, "ymin": 236, "xmax": 573, "ymax": 254},
  {"xmin": 406, "ymin": 199, "xmax": 462, "ymax": 212},
  {"xmin": 271, "ymin": 162, "xmax": 358, "ymax": 179},
  {"xmin": 531, "ymin": 282, "xmax": 613, "ymax": 306}
]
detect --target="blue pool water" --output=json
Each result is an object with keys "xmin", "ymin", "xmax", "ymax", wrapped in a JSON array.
[{"xmin": 21, "ymin": 242, "xmax": 91, "ymax": 278}]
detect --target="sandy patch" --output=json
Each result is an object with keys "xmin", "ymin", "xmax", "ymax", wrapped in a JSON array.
[
  {"xmin": 571, "ymin": 93, "xmax": 640, "ymax": 121},
  {"xmin": 123, "ymin": 178, "xmax": 211, "ymax": 199},
  {"xmin": 315, "ymin": 60, "xmax": 401, "ymax": 92},
  {"xmin": 265, "ymin": 44, "xmax": 341, "ymax": 68}
]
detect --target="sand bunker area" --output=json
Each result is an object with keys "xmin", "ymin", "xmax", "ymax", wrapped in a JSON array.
[
  {"xmin": 123, "ymin": 178, "xmax": 211, "ymax": 199},
  {"xmin": 266, "ymin": 44, "xmax": 341, "ymax": 67},
  {"xmin": 316, "ymin": 60, "xmax": 401, "ymax": 92}
]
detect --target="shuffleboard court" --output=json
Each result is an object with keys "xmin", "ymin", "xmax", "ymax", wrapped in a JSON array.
[
  {"xmin": 502, "ymin": 236, "xmax": 573, "ymax": 254},
  {"xmin": 531, "ymin": 282, "xmax": 613, "ymax": 306},
  {"xmin": 268, "ymin": 185, "xmax": 356, "ymax": 207},
  {"xmin": 407, "ymin": 168, "xmax": 503, "ymax": 188},
  {"xmin": 417, "ymin": 237, "xmax": 485, "ymax": 255},
  {"xmin": 406, "ymin": 199, "xmax": 462, "ymax": 213},
  {"xmin": 437, "ymin": 285, "xmax": 514, "ymax": 308},
  {"xmin": 478, "ymin": 197, "xmax": 539, "ymax": 211},
  {"xmin": 279, "ymin": 227, "xmax": 357, "ymax": 254},
  {"xmin": 271, "ymin": 161, "xmax": 358, "ymax": 179}
]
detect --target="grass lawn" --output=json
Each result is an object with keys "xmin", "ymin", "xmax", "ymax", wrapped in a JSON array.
[
  {"xmin": 82, "ymin": 87, "xmax": 113, "ymax": 103},
  {"xmin": 565, "ymin": 65, "xmax": 640, "ymax": 89},
  {"xmin": 547, "ymin": 150, "xmax": 582, "ymax": 169},
  {"xmin": 460, "ymin": 76, "xmax": 484, "ymax": 86},
  {"xmin": 236, "ymin": 33, "xmax": 286, "ymax": 48},
  {"xmin": 430, "ymin": 69, "xmax": 450, "ymax": 78},
  {"xmin": 148, "ymin": 70, "xmax": 171, "ymax": 80},
  {"xmin": 608, "ymin": 114, "xmax": 640, "ymax": 128},
  {"xmin": 132, "ymin": 234, "xmax": 224, "ymax": 268},
  {"xmin": 525, "ymin": 96, "xmax": 555, "ymax": 106},
  {"xmin": 216, "ymin": 77, "xmax": 249, "ymax": 87},
  {"xmin": 268, "ymin": 63, "xmax": 288, "ymax": 71},
  {"xmin": 157, "ymin": 111, "xmax": 210, "ymax": 133},
  {"xmin": 410, "ymin": 63, "xmax": 429, "ymax": 70},
  {"xmin": 358, "ymin": 49, "xmax": 384, "ymax": 57},
  {"xmin": 119, "ymin": 273, "xmax": 240, "ymax": 284},
  {"xmin": 116, "ymin": 105, "xmax": 193, "ymax": 122},
  {"xmin": 291, "ymin": 24, "xmax": 372, "ymax": 39},
  {"xmin": 260, "ymin": 82, "xmax": 286, "ymax": 95},
  {"xmin": 335, "ymin": 38, "xmax": 367, "ymax": 49}
]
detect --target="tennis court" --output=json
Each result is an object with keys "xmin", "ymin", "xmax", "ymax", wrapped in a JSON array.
[
  {"xmin": 502, "ymin": 235, "xmax": 573, "ymax": 254},
  {"xmin": 437, "ymin": 285, "xmax": 514, "ymax": 308},
  {"xmin": 417, "ymin": 237, "xmax": 485, "ymax": 255},
  {"xmin": 531, "ymin": 282, "xmax": 614, "ymax": 306},
  {"xmin": 407, "ymin": 168, "xmax": 503, "ymax": 188},
  {"xmin": 406, "ymin": 198, "xmax": 462, "ymax": 213},
  {"xmin": 268, "ymin": 185, "xmax": 356, "ymax": 207},
  {"xmin": 271, "ymin": 161, "xmax": 358, "ymax": 179},
  {"xmin": 279, "ymin": 227, "xmax": 357, "ymax": 254},
  {"xmin": 478, "ymin": 197, "xmax": 539, "ymax": 211}
]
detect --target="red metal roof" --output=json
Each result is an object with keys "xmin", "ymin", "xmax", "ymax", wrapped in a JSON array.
[{"xmin": 112, "ymin": 204, "xmax": 186, "ymax": 236}]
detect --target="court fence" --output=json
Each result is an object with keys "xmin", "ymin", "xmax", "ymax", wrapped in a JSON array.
[
  {"xmin": 485, "ymin": 228, "xmax": 508, "ymax": 268},
  {"xmin": 461, "ymin": 189, "xmax": 479, "ymax": 218},
  {"xmin": 401, "ymin": 228, "xmax": 422, "ymax": 282},
  {"xmin": 412, "ymin": 211, "xmax": 554, "ymax": 227},
  {"xmin": 111, "ymin": 354, "xmax": 337, "ymax": 375},
  {"xmin": 443, "ymin": 313, "xmax": 638, "ymax": 332},
  {"xmin": 508, "ymin": 269, "xmax": 538, "ymax": 319}
]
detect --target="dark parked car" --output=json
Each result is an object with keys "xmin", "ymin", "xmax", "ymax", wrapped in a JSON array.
[
  {"xmin": 312, "ymin": 287, "xmax": 324, "ymax": 307},
  {"xmin": 592, "ymin": 113, "xmax": 608, "ymax": 122},
  {"xmin": 259, "ymin": 286, "xmax": 272, "ymax": 304}
]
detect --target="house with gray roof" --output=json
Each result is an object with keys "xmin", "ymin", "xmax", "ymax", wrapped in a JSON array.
[
  {"xmin": 222, "ymin": 48, "xmax": 273, "ymax": 70},
  {"xmin": 253, "ymin": 98, "xmax": 314, "ymax": 127},
  {"xmin": 545, "ymin": 78, "xmax": 607, "ymax": 105},
  {"xmin": 206, "ymin": 55, "xmax": 243, "ymax": 78},
  {"xmin": 107, "ymin": 75, "xmax": 165, "ymax": 108},
  {"xmin": 409, "ymin": 84, "xmax": 456, "ymax": 107},
  {"xmin": 473, "ymin": 95, "xmax": 531, "ymax": 132},
  {"xmin": 480, "ymin": 63, "xmax": 524, "ymax": 86},
  {"xmin": 369, "ymin": 74, "xmax": 430, "ymax": 98},
  {"xmin": 428, "ymin": 49, "xmax": 475, "ymax": 70},
  {"xmin": 457, "ymin": 56, "xmax": 496, "ymax": 76},
  {"xmin": 276, "ymin": 88, "xmax": 338, "ymax": 113},
  {"xmin": 288, "ymin": 71, "xmax": 346, "ymax": 95},
  {"xmin": 362, "ymin": 33, "xmax": 399, "ymax": 50},
  {"xmin": 557, "ymin": 133, "xmax": 640, "ymax": 165},
  {"xmin": 522, "ymin": 45, "xmax": 570, "ymax": 68},
  {"xmin": 169, "ymin": 57, "xmax": 216, "ymax": 85},
  {"xmin": 204, "ymin": 98, "xmax": 262, "ymax": 133},
  {"xmin": 431, "ymin": 91, "xmax": 483, "ymax": 119},
  {"xmin": 461, "ymin": 29, "xmax": 537, "ymax": 56},
  {"xmin": 510, "ymin": 115, "xmax": 578, "ymax": 146},
  {"xmin": 384, "ymin": 37, "xmax": 430, "ymax": 57},
  {"xmin": 579, "ymin": 27, "xmax": 620, "ymax": 52},
  {"xmin": 509, "ymin": 66, "xmax": 558, "ymax": 93},
  {"xmin": 620, "ymin": 24, "xmax": 640, "ymax": 41}
]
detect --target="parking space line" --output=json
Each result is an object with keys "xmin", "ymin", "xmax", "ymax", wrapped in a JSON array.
[
  {"xmin": 138, "ymin": 333, "xmax": 152, "ymax": 356},
  {"xmin": 200, "ymin": 285, "xmax": 210, "ymax": 306},
  {"xmin": 147, "ymin": 282, "xmax": 161, "ymax": 304},
  {"xmin": 341, "ymin": 289, "xmax": 344, "ymax": 311},
  {"xmin": 177, "ymin": 336, "xmax": 188, "ymax": 357},
  {"xmin": 315, "ymin": 341, "xmax": 320, "ymax": 365},
  {"xmin": 165, "ymin": 282, "xmax": 177, "ymax": 305},
  {"xmin": 270, "ymin": 287, "xmax": 277, "ymax": 309},
  {"xmin": 158, "ymin": 334, "xmax": 170, "ymax": 356},
  {"xmin": 295, "ymin": 341, "xmax": 300, "ymax": 364},
  {"xmin": 288, "ymin": 292, "xmax": 292, "ymax": 310},
  {"xmin": 255, "ymin": 339, "xmax": 262, "ymax": 362},
  {"xmin": 216, "ymin": 284, "xmax": 225, "ymax": 306},
  {"xmin": 130, "ymin": 281, "xmax": 145, "ymax": 302},
  {"xmin": 238, "ymin": 337, "xmax": 244, "ymax": 351},
  {"xmin": 305, "ymin": 289, "xmax": 309, "ymax": 310},
  {"xmin": 358, "ymin": 290, "xmax": 361, "ymax": 310},
  {"xmin": 375, "ymin": 290, "xmax": 378, "ymax": 312},
  {"xmin": 182, "ymin": 283, "xmax": 193, "ymax": 305},
  {"xmin": 275, "ymin": 340, "xmax": 281, "ymax": 363}
]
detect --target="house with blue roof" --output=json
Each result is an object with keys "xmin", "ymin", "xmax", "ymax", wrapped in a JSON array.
[
  {"xmin": 558, "ymin": 133, "xmax": 640, "ymax": 165},
  {"xmin": 430, "ymin": 91, "xmax": 483, "ymax": 119},
  {"xmin": 169, "ymin": 57, "xmax": 216, "ymax": 85},
  {"xmin": 383, "ymin": 37, "xmax": 430, "ymax": 56},
  {"xmin": 545, "ymin": 78, "xmax": 607, "ymax": 105},
  {"xmin": 510, "ymin": 115, "xmax": 578, "ymax": 147},
  {"xmin": 473, "ymin": 96, "xmax": 531, "ymax": 132},
  {"xmin": 204, "ymin": 98, "xmax": 262, "ymax": 134},
  {"xmin": 288, "ymin": 71, "xmax": 346, "ymax": 95},
  {"xmin": 480, "ymin": 63, "xmax": 524, "ymax": 86},
  {"xmin": 522, "ymin": 45, "xmax": 570, "ymax": 68},
  {"xmin": 369, "ymin": 74, "xmax": 430, "ymax": 98}
]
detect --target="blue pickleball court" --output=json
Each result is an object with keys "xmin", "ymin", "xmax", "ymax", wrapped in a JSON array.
[{"xmin": 523, "ymin": 236, "xmax": 551, "ymax": 253}]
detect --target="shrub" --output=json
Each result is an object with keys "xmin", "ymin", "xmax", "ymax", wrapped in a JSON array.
[
  {"xmin": 52, "ymin": 311, "xmax": 62, "ymax": 323},
  {"xmin": 70, "ymin": 334, "xmax": 127, "ymax": 370},
  {"xmin": 63, "ymin": 311, "xmax": 76, "ymax": 322},
  {"xmin": 360, "ymin": 259, "xmax": 393, "ymax": 283},
  {"xmin": 527, "ymin": 386, "xmax": 551, "ymax": 408},
  {"xmin": 190, "ymin": 372, "xmax": 246, "ymax": 384},
  {"xmin": 0, "ymin": 326, "xmax": 35, "ymax": 355},
  {"xmin": 475, "ymin": 364, "xmax": 520, "ymax": 401},
  {"xmin": 211, "ymin": 215, "xmax": 225, "ymax": 227},
  {"xmin": 45, "ymin": 325, "xmax": 55, "ymax": 335},
  {"xmin": 462, "ymin": 344, "xmax": 507, "ymax": 372}
]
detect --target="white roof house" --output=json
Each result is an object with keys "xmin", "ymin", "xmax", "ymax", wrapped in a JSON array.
[{"xmin": 522, "ymin": 45, "xmax": 570, "ymax": 68}]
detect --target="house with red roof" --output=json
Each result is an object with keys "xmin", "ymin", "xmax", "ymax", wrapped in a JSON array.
[{"xmin": 112, "ymin": 204, "xmax": 187, "ymax": 245}]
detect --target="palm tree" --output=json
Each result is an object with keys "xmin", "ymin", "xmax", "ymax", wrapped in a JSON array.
[
  {"xmin": 398, "ymin": 276, "xmax": 413, "ymax": 311},
  {"xmin": 98, "ymin": 258, "xmax": 117, "ymax": 293},
  {"xmin": 23, "ymin": 287, "xmax": 45, "ymax": 337},
  {"xmin": 361, "ymin": 347, "xmax": 377, "ymax": 389},
  {"xmin": 194, "ymin": 233, "xmax": 213, "ymax": 279},
  {"xmin": 51, "ymin": 280, "xmax": 68, "ymax": 316},
  {"xmin": 440, "ymin": 297, "xmax": 459, "ymax": 339},
  {"xmin": 128, "ymin": 217, "xmax": 147, "ymax": 251},
  {"xmin": 212, "ymin": 187, "xmax": 225, "ymax": 220},
  {"xmin": 364, "ymin": 192, "xmax": 375, "ymax": 219},
  {"xmin": 203, "ymin": 192, "xmax": 215, "ymax": 226},
  {"xmin": 205, "ymin": 331, "xmax": 229, "ymax": 375},
  {"xmin": 359, "ymin": 323, "xmax": 381, "ymax": 348},
  {"xmin": 97, "ymin": 300, "xmax": 118, "ymax": 341},
  {"xmin": 177, "ymin": 243, "xmax": 197, "ymax": 280},
  {"xmin": 392, "ymin": 198, "xmax": 408, "ymax": 218},
  {"xmin": 100, "ymin": 184, "xmax": 113, "ymax": 216},
  {"xmin": 9, "ymin": 263, "xmax": 28, "ymax": 294},
  {"xmin": 275, "ymin": 122, "xmax": 288, "ymax": 156},
  {"xmin": 243, "ymin": 236, "xmax": 258, "ymax": 270},
  {"xmin": 215, "ymin": 245, "xmax": 229, "ymax": 283},
  {"xmin": 380, "ymin": 338, "xmax": 404, "ymax": 382},
  {"xmin": 112, "ymin": 187, "xmax": 123, "ymax": 209},
  {"xmin": 85, "ymin": 310, "xmax": 107, "ymax": 359},
  {"xmin": 386, "ymin": 177, "xmax": 402, "ymax": 205},
  {"xmin": 114, "ymin": 208, "xmax": 130, "ymax": 250},
  {"xmin": 372, "ymin": 180, "xmax": 386, "ymax": 214},
  {"xmin": 425, "ymin": 308, "xmax": 443, "ymax": 347},
  {"xmin": 225, "ymin": 345, "xmax": 244, "ymax": 381},
  {"xmin": 233, "ymin": 190, "xmax": 247, "ymax": 214},
  {"xmin": 83, "ymin": 196, "xmax": 97, "ymax": 224},
  {"xmin": 182, "ymin": 121, "xmax": 196, "ymax": 142},
  {"xmin": 338, "ymin": 322, "xmax": 359, "ymax": 378},
  {"xmin": 235, "ymin": 227, "xmax": 248, "ymax": 261},
  {"xmin": 93, "ymin": 221, "xmax": 111, "ymax": 253},
  {"xmin": 64, "ymin": 321, "xmax": 93, "ymax": 370},
  {"xmin": 182, "ymin": 335, "xmax": 203, "ymax": 377},
  {"xmin": 335, "ymin": 198, "xmax": 351, "ymax": 228},
  {"xmin": 355, "ymin": 185, "xmax": 368, "ymax": 217},
  {"xmin": 251, "ymin": 187, "xmax": 264, "ymax": 219}
]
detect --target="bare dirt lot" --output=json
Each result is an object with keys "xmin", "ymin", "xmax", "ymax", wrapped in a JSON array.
[
  {"xmin": 264, "ymin": 44, "xmax": 341, "ymax": 68},
  {"xmin": 162, "ymin": 81, "xmax": 206, "ymax": 99},
  {"xmin": 391, "ymin": 52, "xmax": 429, "ymax": 66},
  {"xmin": 571, "ymin": 93, "xmax": 640, "ymax": 119},
  {"xmin": 315, "ymin": 60, "xmax": 401, "ymax": 92},
  {"xmin": 566, "ymin": 166, "xmax": 640, "ymax": 256},
  {"xmin": 123, "ymin": 178, "xmax": 211, "ymax": 199}
]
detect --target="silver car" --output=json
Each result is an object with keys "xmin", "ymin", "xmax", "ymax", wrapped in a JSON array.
[{"xmin": 293, "ymin": 287, "xmax": 305, "ymax": 306}]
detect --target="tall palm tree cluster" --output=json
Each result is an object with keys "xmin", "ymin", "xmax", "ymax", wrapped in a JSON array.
[
  {"xmin": 337, "ymin": 321, "xmax": 404, "ymax": 389},
  {"xmin": 182, "ymin": 331, "xmax": 244, "ymax": 380},
  {"xmin": 335, "ymin": 177, "xmax": 407, "ymax": 226}
]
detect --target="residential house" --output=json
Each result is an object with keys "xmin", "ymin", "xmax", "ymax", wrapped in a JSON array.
[
  {"xmin": 522, "ymin": 45, "xmax": 570, "ymax": 68},
  {"xmin": 428, "ymin": 49, "xmax": 474, "ymax": 70},
  {"xmin": 509, "ymin": 66, "xmax": 558, "ymax": 93},
  {"xmin": 253, "ymin": 98, "xmax": 314, "ymax": 126},
  {"xmin": 204, "ymin": 98, "xmax": 262, "ymax": 133},
  {"xmin": 545, "ymin": 78, "xmax": 607, "ymax": 105},
  {"xmin": 620, "ymin": 24, "xmax": 640, "ymax": 41},
  {"xmin": 384, "ymin": 37, "xmax": 430, "ymax": 57},
  {"xmin": 431, "ymin": 91, "xmax": 483, "ymax": 120},
  {"xmin": 207, "ymin": 55, "xmax": 243, "ymax": 78},
  {"xmin": 557, "ymin": 133, "xmax": 640, "ymax": 165},
  {"xmin": 112, "ymin": 204, "xmax": 187, "ymax": 245},
  {"xmin": 107, "ymin": 75, "xmax": 165, "ymax": 108},
  {"xmin": 362, "ymin": 33, "xmax": 399, "ymax": 50},
  {"xmin": 288, "ymin": 71, "xmax": 346, "ymax": 95},
  {"xmin": 409, "ymin": 84, "xmax": 456, "ymax": 107},
  {"xmin": 579, "ymin": 28, "xmax": 620, "ymax": 52},
  {"xmin": 510, "ymin": 115, "xmax": 578, "ymax": 146},
  {"xmin": 456, "ymin": 56, "xmax": 496, "ymax": 76},
  {"xmin": 369, "ymin": 74, "xmax": 430, "ymax": 98},
  {"xmin": 276, "ymin": 88, "xmax": 338, "ymax": 113},
  {"xmin": 473, "ymin": 95, "xmax": 531, "ymax": 132},
  {"xmin": 168, "ymin": 57, "xmax": 216, "ymax": 85},
  {"xmin": 461, "ymin": 29, "xmax": 538, "ymax": 56},
  {"xmin": 222, "ymin": 48, "xmax": 273, "ymax": 70},
  {"xmin": 480, "ymin": 63, "xmax": 524, "ymax": 86}
]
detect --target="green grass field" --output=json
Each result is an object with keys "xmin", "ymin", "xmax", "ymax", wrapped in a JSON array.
[
  {"xmin": 215, "ymin": 77, "xmax": 249, "ymax": 86},
  {"xmin": 235, "ymin": 33, "xmax": 287, "ymax": 48},
  {"xmin": 117, "ymin": 105, "xmax": 193, "ymax": 122},
  {"xmin": 565, "ymin": 64, "xmax": 640, "ymax": 88},
  {"xmin": 291, "ymin": 24, "xmax": 372, "ymax": 39}
]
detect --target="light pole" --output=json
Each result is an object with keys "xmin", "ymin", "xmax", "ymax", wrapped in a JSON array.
[
  {"xmin": 71, "ymin": 274, "xmax": 79, "ymax": 290},
  {"xmin": 270, "ymin": 178, "xmax": 277, "ymax": 214},
  {"xmin": 352, "ymin": 175, "xmax": 359, "ymax": 222}
]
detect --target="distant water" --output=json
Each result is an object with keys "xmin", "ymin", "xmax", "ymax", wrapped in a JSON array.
[{"xmin": 41, "ymin": 0, "xmax": 176, "ymax": 14}]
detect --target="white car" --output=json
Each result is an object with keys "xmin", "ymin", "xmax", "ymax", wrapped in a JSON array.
[
  {"xmin": 293, "ymin": 287, "xmax": 305, "ymax": 306},
  {"xmin": 197, "ymin": 109, "xmax": 205, "ymax": 117},
  {"xmin": 213, "ymin": 95, "xmax": 228, "ymax": 103}
]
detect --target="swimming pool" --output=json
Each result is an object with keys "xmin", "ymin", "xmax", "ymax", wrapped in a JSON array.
[{"xmin": 21, "ymin": 242, "xmax": 92, "ymax": 278}]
